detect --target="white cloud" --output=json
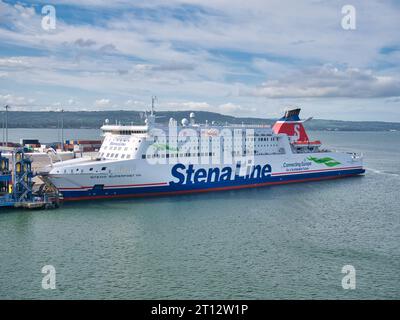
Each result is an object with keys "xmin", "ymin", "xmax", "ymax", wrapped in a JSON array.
[
  {"xmin": 124, "ymin": 99, "xmax": 146, "ymax": 108},
  {"xmin": 218, "ymin": 102, "xmax": 256, "ymax": 114},
  {"xmin": 0, "ymin": 58, "xmax": 27, "ymax": 67},
  {"xmin": 94, "ymin": 98, "xmax": 111, "ymax": 107},
  {"xmin": 0, "ymin": 94, "xmax": 34, "ymax": 106},
  {"xmin": 244, "ymin": 66, "xmax": 400, "ymax": 98},
  {"xmin": 13, "ymin": 3, "xmax": 35, "ymax": 18},
  {"xmin": 165, "ymin": 101, "xmax": 212, "ymax": 111},
  {"xmin": 162, "ymin": 101, "xmax": 254, "ymax": 117}
]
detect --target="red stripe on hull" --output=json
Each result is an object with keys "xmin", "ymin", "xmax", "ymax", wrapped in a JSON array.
[{"xmin": 62, "ymin": 172, "xmax": 363, "ymax": 202}]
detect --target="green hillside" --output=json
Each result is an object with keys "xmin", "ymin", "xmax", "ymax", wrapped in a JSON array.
[{"xmin": 0, "ymin": 111, "xmax": 399, "ymax": 131}]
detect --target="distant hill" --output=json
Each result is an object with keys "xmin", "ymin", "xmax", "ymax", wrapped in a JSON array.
[{"xmin": 1, "ymin": 111, "xmax": 400, "ymax": 131}]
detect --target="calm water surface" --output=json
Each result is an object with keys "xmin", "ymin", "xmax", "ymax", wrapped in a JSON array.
[{"xmin": 0, "ymin": 130, "xmax": 399, "ymax": 299}]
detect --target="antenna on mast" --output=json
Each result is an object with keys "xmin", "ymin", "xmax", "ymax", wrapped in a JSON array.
[
  {"xmin": 145, "ymin": 96, "xmax": 158, "ymax": 126},
  {"xmin": 151, "ymin": 96, "xmax": 157, "ymax": 116},
  {"xmin": 4, "ymin": 105, "xmax": 10, "ymax": 148}
]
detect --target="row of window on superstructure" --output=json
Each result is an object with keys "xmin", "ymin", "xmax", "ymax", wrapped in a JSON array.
[
  {"xmin": 102, "ymin": 145, "xmax": 130, "ymax": 151},
  {"xmin": 152, "ymin": 136, "xmax": 278, "ymax": 142},
  {"xmin": 98, "ymin": 152, "xmax": 132, "ymax": 159},
  {"xmin": 119, "ymin": 130, "xmax": 146, "ymax": 135},
  {"xmin": 140, "ymin": 148, "xmax": 282, "ymax": 159},
  {"xmin": 103, "ymin": 130, "xmax": 147, "ymax": 135}
]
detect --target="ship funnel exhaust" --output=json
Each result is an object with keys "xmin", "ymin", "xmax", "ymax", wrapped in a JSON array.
[{"xmin": 272, "ymin": 108, "xmax": 310, "ymax": 143}]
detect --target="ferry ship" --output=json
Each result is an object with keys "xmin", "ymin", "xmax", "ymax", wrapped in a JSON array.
[{"xmin": 45, "ymin": 105, "xmax": 365, "ymax": 201}]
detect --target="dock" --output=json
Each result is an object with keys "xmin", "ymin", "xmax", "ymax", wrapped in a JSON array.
[
  {"xmin": 13, "ymin": 199, "xmax": 59, "ymax": 210},
  {"xmin": 0, "ymin": 149, "xmax": 61, "ymax": 210}
]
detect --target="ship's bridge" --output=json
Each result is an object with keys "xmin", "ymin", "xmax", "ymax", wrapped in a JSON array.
[
  {"xmin": 98, "ymin": 124, "xmax": 149, "ymax": 161},
  {"xmin": 100, "ymin": 124, "xmax": 149, "ymax": 136}
]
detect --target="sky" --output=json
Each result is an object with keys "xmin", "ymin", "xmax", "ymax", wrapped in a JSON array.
[{"xmin": 0, "ymin": 0, "xmax": 399, "ymax": 121}]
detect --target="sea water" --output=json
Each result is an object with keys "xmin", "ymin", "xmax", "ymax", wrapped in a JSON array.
[{"xmin": 0, "ymin": 130, "xmax": 399, "ymax": 299}]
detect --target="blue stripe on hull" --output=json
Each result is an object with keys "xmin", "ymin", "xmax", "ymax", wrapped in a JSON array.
[{"xmin": 60, "ymin": 168, "xmax": 365, "ymax": 200}]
